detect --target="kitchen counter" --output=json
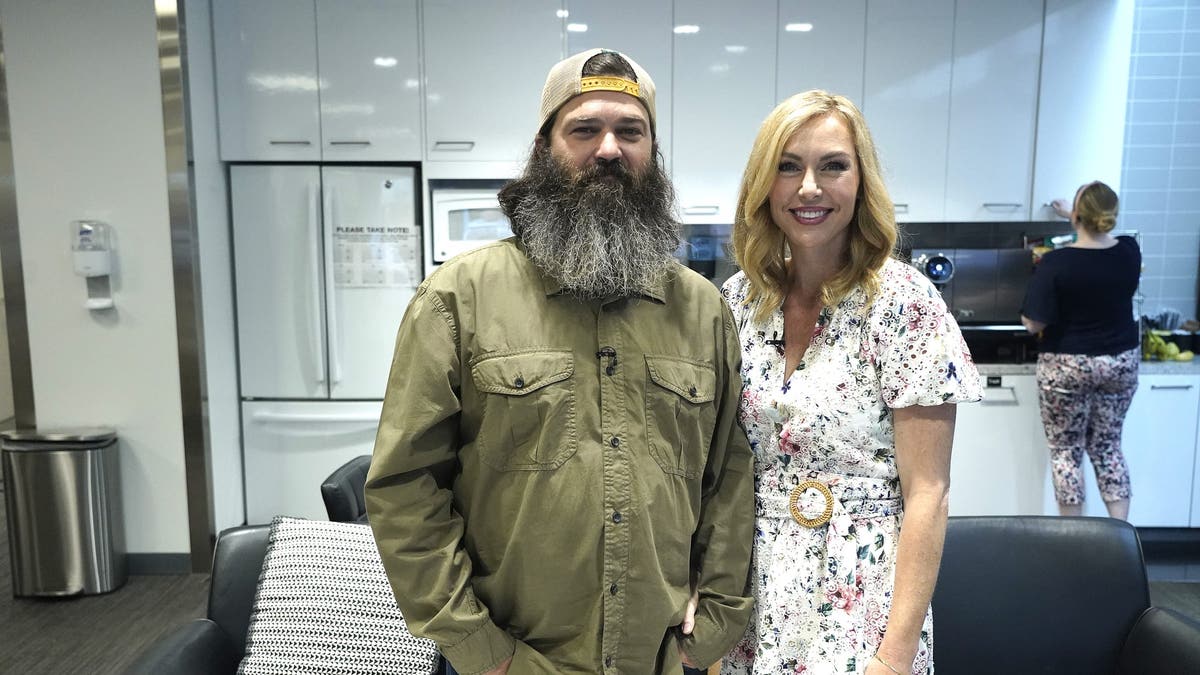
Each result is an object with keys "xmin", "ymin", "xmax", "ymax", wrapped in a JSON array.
[{"xmin": 976, "ymin": 360, "xmax": 1200, "ymax": 376}]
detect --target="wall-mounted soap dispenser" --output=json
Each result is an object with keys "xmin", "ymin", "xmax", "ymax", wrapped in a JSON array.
[{"xmin": 71, "ymin": 220, "xmax": 115, "ymax": 310}]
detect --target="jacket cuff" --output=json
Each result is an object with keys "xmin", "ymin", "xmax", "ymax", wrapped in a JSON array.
[
  {"xmin": 440, "ymin": 621, "xmax": 516, "ymax": 675},
  {"xmin": 679, "ymin": 614, "xmax": 738, "ymax": 669}
]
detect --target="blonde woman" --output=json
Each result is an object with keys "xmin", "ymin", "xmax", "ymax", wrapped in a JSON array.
[
  {"xmin": 719, "ymin": 91, "xmax": 981, "ymax": 674},
  {"xmin": 1021, "ymin": 181, "xmax": 1140, "ymax": 520}
]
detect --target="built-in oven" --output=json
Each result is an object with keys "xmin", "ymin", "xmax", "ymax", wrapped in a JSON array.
[
  {"xmin": 909, "ymin": 247, "xmax": 1039, "ymax": 363},
  {"xmin": 429, "ymin": 184, "xmax": 513, "ymax": 264}
]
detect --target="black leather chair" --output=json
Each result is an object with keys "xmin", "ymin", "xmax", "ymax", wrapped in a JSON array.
[
  {"xmin": 127, "ymin": 526, "xmax": 269, "ymax": 674},
  {"xmin": 933, "ymin": 516, "xmax": 1200, "ymax": 674},
  {"xmin": 127, "ymin": 524, "xmax": 449, "ymax": 674},
  {"xmin": 320, "ymin": 454, "xmax": 371, "ymax": 523}
]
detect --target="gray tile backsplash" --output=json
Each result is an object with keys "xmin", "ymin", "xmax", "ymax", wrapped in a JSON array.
[
  {"xmin": 1168, "ymin": 189, "xmax": 1200, "ymax": 210},
  {"xmin": 1180, "ymin": 74, "xmax": 1200, "ymax": 96},
  {"xmin": 1141, "ymin": 7, "xmax": 1187, "ymax": 30},
  {"xmin": 1134, "ymin": 54, "xmax": 1181, "ymax": 77},
  {"xmin": 1123, "ymin": 194, "xmax": 1172, "ymax": 217},
  {"xmin": 1122, "ymin": 0, "xmax": 1200, "ymax": 320},
  {"xmin": 1129, "ymin": 122, "xmax": 1177, "ymax": 144},
  {"xmin": 1175, "ymin": 122, "xmax": 1200, "ymax": 143}
]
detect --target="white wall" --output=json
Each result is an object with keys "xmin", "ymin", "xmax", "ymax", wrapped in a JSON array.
[{"xmin": 0, "ymin": 0, "xmax": 190, "ymax": 554}]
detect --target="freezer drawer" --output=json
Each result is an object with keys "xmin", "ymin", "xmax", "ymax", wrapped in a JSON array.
[{"xmin": 242, "ymin": 401, "xmax": 382, "ymax": 524}]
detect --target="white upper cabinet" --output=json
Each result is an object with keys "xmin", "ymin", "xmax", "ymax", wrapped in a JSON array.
[
  {"xmin": 944, "ymin": 0, "xmax": 1043, "ymax": 222},
  {"xmin": 776, "ymin": 0, "xmax": 866, "ymax": 107},
  {"xmin": 672, "ymin": 0, "xmax": 778, "ymax": 224},
  {"xmin": 213, "ymin": 0, "xmax": 422, "ymax": 162},
  {"xmin": 863, "ymin": 0, "xmax": 955, "ymax": 222},
  {"xmin": 422, "ymin": 0, "xmax": 563, "ymax": 162},
  {"xmin": 316, "ymin": 0, "xmax": 422, "ymax": 161},
  {"xmin": 213, "ymin": 0, "xmax": 322, "ymax": 161},
  {"xmin": 1032, "ymin": 0, "xmax": 1134, "ymax": 219},
  {"xmin": 565, "ymin": 0, "xmax": 673, "ymax": 170}
]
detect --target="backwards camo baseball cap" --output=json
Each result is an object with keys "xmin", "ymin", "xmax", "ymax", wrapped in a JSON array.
[{"xmin": 539, "ymin": 48, "xmax": 657, "ymax": 136}]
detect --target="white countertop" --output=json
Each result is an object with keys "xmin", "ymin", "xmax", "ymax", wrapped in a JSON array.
[{"xmin": 976, "ymin": 359, "xmax": 1200, "ymax": 377}]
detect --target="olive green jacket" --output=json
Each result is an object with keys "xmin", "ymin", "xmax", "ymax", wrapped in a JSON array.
[{"xmin": 366, "ymin": 240, "xmax": 754, "ymax": 674}]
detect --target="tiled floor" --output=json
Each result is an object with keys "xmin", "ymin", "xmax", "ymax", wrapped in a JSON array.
[
  {"xmin": 1144, "ymin": 548, "xmax": 1200, "ymax": 621},
  {"xmin": 1148, "ymin": 559, "xmax": 1200, "ymax": 582}
]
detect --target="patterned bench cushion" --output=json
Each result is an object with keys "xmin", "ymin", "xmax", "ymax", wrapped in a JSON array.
[{"xmin": 240, "ymin": 517, "xmax": 440, "ymax": 674}]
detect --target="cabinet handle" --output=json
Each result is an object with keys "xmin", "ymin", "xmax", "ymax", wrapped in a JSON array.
[
  {"xmin": 433, "ymin": 141, "xmax": 475, "ymax": 151},
  {"xmin": 1150, "ymin": 384, "xmax": 1194, "ymax": 390},
  {"xmin": 980, "ymin": 385, "xmax": 1018, "ymax": 405},
  {"xmin": 268, "ymin": 140, "xmax": 313, "ymax": 146},
  {"xmin": 306, "ymin": 183, "xmax": 325, "ymax": 385},
  {"xmin": 683, "ymin": 205, "xmax": 720, "ymax": 216},
  {"xmin": 982, "ymin": 202, "xmax": 1022, "ymax": 210},
  {"xmin": 328, "ymin": 140, "xmax": 371, "ymax": 146},
  {"xmin": 323, "ymin": 184, "xmax": 342, "ymax": 387},
  {"xmin": 893, "ymin": 203, "xmax": 909, "ymax": 213},
  {"xmin": 251, "ymin": 411, "xmax": 380, "ymax": 424}
]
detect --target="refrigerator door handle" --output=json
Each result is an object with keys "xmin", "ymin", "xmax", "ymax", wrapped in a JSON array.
[
  {"xmin": 250, "ymin": 411, "xmax": 381, "ymax": 424},
  {"xmin": 308, "ymin": 182, "xmax": 327, "ymax": 384},
  {"xmin": 324, "ymin": 184, "xmax": 343, "ymax": 387}
]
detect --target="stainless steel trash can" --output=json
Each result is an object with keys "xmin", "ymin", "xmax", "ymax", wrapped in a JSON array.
[{"xmin": 1, "ymin": 428, "xmax": 126, "ymax": 597}]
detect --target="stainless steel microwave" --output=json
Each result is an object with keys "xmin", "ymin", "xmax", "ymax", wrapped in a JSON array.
[{"xmin": 429, "ymin": 188, "xmax": 513, "ymax": 264}]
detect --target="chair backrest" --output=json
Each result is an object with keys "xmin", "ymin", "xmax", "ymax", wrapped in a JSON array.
[
  {"xmin": 1118, "ymin": 606, "xmax": 1200, "ymax": 674},
  {"xmin": 933, "ymin": 516, "xmax": 1150, "ymax": 674},
  {"xmin": 320, "ymin": 454, "xmax": 372, "ymax": 522},
  {"xmin": 207, "ymin": 524, "xmax": 271, "ymax": 656}
]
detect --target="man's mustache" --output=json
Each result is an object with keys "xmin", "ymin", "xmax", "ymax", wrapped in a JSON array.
[{"xmin": 576, "ymin": 157, "xmax": 632, "ymax": 184}]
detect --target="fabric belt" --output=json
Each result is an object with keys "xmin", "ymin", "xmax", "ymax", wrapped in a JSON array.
[{"xmin": 756, "ymin": 474, "xmax": 903, "ymax": 527}]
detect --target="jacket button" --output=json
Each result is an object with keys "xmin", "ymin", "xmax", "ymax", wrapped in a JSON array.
[
  {"xmin": 605, "ymin": 655, "xmax": 613, "ymax": 668},
  {"xmin": 610, "ymin": 437, "xmax": 620, "ymax": 447},
  {"xmin": 610, "ymin": 583, "xmax": 619, "ymax": 595},
  {"xmin": 612, "ymin": 511, "xmax": 622, "ymax": 523},
  {"xmin": 606, "ymin": 366, "xmax": 615, "ymax": 376},
  {"xmin": 688, "ymin": 386, "xmax": 697, "ymax": 397},
  {"xmin": 514, "ymin": 377, "xmax": 525, "ymax": 388}
]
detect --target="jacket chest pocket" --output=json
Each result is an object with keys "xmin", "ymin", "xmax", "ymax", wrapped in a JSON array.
[
  {"xmin": 645, "ymin": 355, "xmax": 717, "ymax": 479},
  {"xmin": 472, "ymin": 350, "xmax": 577, "ymax": 471}
]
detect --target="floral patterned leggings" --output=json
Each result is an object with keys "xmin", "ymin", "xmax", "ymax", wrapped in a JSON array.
[{"xmin": 1036, "ymin": 348, "xmax": 1139, "ymax": 505}]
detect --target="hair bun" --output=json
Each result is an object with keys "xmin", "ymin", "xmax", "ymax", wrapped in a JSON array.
[{"xmin": 1095, "ymin": 213, "xmax": 1117, "ymax": 233}]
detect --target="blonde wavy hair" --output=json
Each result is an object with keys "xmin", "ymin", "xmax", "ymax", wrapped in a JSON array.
[
  {"xmin": 1074, "ymin": 180, "xmax": 1119, "ymax": 234},
  {"xmin": 731, "ymin": 90, "xmax": 897, "ymax": 324}
]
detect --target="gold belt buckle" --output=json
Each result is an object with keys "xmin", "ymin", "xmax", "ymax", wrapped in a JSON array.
[{"xmin": 789, "ymin": 480, "xmax": 834, "ymax": 528}]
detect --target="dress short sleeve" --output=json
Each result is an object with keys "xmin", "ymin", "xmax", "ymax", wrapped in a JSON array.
[
  {"xmin": 872, "ymin": 260, "xmax": 982, "ymax": 408},
  {"xmin": 721, "ymin": 271, "xmax": 751, "ymax": 328}
]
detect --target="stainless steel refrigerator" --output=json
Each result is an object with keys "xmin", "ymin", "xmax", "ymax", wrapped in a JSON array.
[{"xmin": 231, "ymin": 165, "xmax": 420, "ymax": 523}]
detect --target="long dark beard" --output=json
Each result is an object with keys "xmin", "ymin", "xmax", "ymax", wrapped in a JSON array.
[{"xmin": 497, "ymin": 144, "xmax": 681, "ymax": 299}]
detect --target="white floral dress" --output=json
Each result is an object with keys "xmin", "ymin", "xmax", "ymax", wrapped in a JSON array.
[{"xmin": 720, "ymin": 258, "xmax": 982, "ymax": 675}]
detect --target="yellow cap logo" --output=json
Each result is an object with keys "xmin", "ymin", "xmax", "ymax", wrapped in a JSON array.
[{"xmin": 579, "ymin": 76, "xmax": 640, "ymax": 98}]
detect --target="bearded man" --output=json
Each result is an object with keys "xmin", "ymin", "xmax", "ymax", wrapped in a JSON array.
[{"xmin": 366, "ymin": 49, "xmax": 754, "ymax": 675}]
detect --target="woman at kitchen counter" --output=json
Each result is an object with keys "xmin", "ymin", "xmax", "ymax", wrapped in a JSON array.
[
  {"xmin": 716, "ymin": 90, "xmax": 982, "ymax": 675},
  {"xmin": 1021, "ymin": 181, "xmax": 1141, "ymax": 520}
]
